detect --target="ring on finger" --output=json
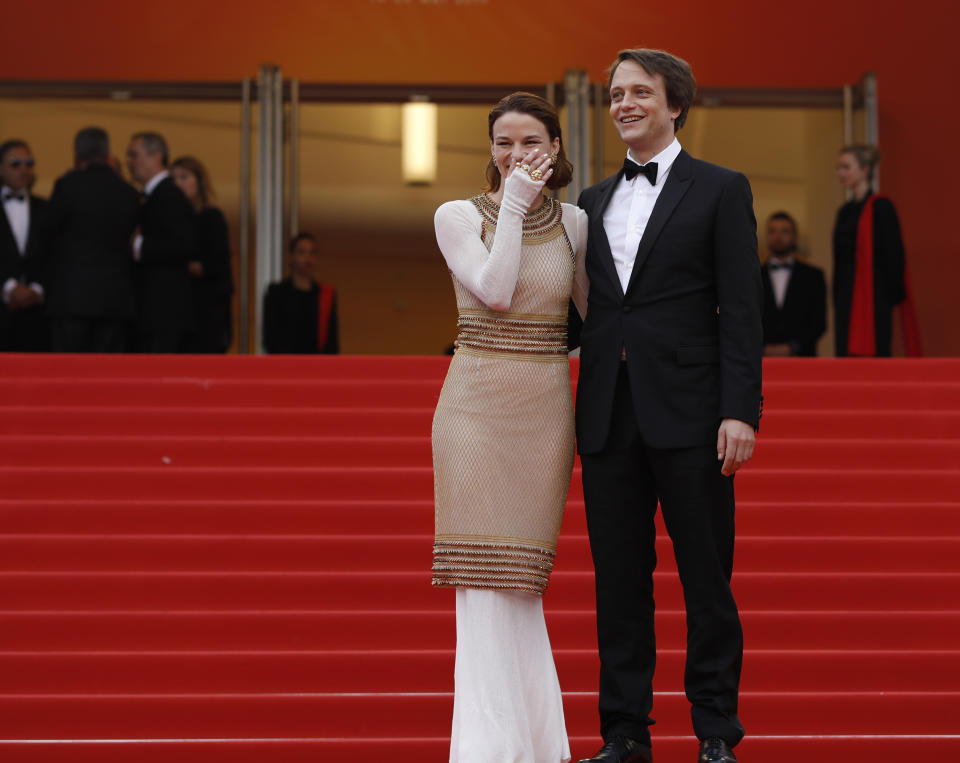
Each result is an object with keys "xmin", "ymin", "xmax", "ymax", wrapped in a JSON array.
[
  {"xmin": 519, "ymin": 164, "xmax": 530, "ymax": 173},
  {"xmin": 530, "ymin": 168, "xmax": 543, "ymax": 180}
]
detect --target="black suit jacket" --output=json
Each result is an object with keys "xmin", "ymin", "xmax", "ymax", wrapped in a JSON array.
[
  {"xmin": 43, "ymin": 164, "xmax": 141, "ymax": 319},
  {"xmin": 761, "ymin": 260, "xmax": 826, "ymax": 356},
  {"xmin": 575, "ymin": 149, "xmax": 762, "ymax": 452},
  {"xmin": 136, "ymin": 176, "xmax": 196, "ymax": 331},
  {"xmin": 0, "ymin": 194, "xmax": 49, "ymax": 348},
  {"xmin": 0, "ymin": 193, "xmax": 48, "ymax": 288}
]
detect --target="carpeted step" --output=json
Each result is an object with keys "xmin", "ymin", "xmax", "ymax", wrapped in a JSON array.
[
  {"xmin": 2, "ymin": 533, "xmax": 959, "ymax": 573},
  {"xmin": 7, "ymin": 376, "xmax": 960, "ymax": 410},
  {"xmin": 0, "ymin": 609, "xmax": 954, "ymax": 651},
  {"xmin": 1, "ymin": 648, "xmax": 957, "ymax": 694},
  {"xmin": 6, "ymin": 435, "xmax": 960, "ymax": 470},
  {"xmin": 5, "ymin": 570, "xmax": 957, "ymax": 611},
  {"xmin": 3, "ymin": 498, "xmax": 959, "ymax": 537},
  {"xmin": 5, "ymin": 406, "xmax": 960, "ymax": 439},
  {"xmin": 0, "ymin": 736, "xmax": 957, "ymax": 763},
  {"xmin": 4, "ymin": 465, "xmax": 960, "ymax": 503},
  {"xmin": 0, "ymin": 691, "xmax": 956, "ymax": 737}
]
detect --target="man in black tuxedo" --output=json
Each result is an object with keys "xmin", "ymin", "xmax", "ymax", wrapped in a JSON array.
[
  {"xmin": 761, "ymin": 211, "xmax": 826, "ymax": 357},
  {"xmin": 574, "ymin": 49, "xmax": 762, "ymax": 763},
  {"xmin": 0, "ymin": 140, "xmax": 49, "ymax": 351},
  {"xmin": 44, "ymin": 127, "xmax": 141, "ymax": 352},
  {"xmin": 126, "ymin": 132, "xmax": 195, "ymax": 352}
]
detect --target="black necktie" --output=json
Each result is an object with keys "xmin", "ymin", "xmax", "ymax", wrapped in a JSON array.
[
  {"xmin": 2, "ymin": 191, "xmax": 25, "ymax": 203},
  {"xmin": 623, "ymin": 158, "xmax": 658, "ymax": 185},
  {"xmin": 768, "ymin": 262, "xmax": 793, "ymax": 272}
]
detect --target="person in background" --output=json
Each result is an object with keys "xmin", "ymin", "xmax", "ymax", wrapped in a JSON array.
[
  {"xmin": 761, "ymin": 211, "xmax": 826, "ymax": 356},
  {"xmin": 126, "ymin": 131, "xmax": 196, "ymax": 353},
  {"xmin": 833, "ymin": 144, "xmax": 919, "ymax": 356},
  {"xmin": 262, "ymin": 232, "xmax": 339, "ymax": 354},
  {"xmin": 171, "ymin": 155, "xmax": 234, "ymax": 353},
  {"xmin": 44, "ymin": 127, "xmax": 140, "ymax": 352},
  {"xmin": 0, "ymin": 140, "xmax": 49, "ymax": 351}
]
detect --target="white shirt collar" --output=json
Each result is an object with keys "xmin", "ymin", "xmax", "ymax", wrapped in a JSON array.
[
  {"xmin": 143, "ymin": 170, "xmax": 170, "ymax": 197},
  {"xmin": 624, "ymin": 137, "xmax": 682, "ymax": 186}
]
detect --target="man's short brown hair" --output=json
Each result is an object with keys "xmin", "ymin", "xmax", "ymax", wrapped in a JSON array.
[{"xmin": 608, "ymin": 48, "xmax": 696, "ymax": 132}]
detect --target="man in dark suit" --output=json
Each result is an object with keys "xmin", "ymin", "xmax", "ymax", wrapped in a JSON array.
[
  {"xmin": 761, "ymin": 211, "xmax": 827, "ymax": 357},
  {"xmin": 0, "ymin": 140, "xmax": 50, "ymax": 351},
  {"xmin": 126, "ymin": 131, "xmax": 195, "ymax": 352},
  {"xmin": 574, "ymin": 49, "xmax": 762, "ymax": 763},
  {"xmin": 44, "ymin": 127, "xmax": 141, "ymax": 352}
]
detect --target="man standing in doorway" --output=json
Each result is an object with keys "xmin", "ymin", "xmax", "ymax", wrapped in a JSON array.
[
  {"xmin": 127, "ymin": 131, "xmax": 195, "ymax": 352},
  {"xmin": 574, "ymin": 49, "xmax": 762, "ymax": 763}
]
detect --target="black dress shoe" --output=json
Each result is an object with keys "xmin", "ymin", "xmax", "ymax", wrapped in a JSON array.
[
  {"xmin": 698, "ymin": 737, "xmax": 737, "ymax": 762},
  {"xmin": 578, "ymin": 736, "xmax": 652, "ymax": 763}
]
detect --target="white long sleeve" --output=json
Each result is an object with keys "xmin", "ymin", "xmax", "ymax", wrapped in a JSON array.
[{"xmin": 434, "ymin": 171, "xmax": 546, "ymax": 312}]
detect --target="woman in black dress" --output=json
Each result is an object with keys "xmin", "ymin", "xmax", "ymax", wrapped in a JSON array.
[
  {"xmin": 832, "ymin": 144, "xmax": 906, "ymax": 356},
  {"xmin": 171, "ymin": 156, "xmax": 234, "ymax": 353},
  {"xmin": 262, "ymin": 233, "xmax": 339, "ymax": 354}
]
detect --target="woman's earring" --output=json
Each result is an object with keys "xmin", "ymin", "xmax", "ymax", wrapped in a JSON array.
[{"xmin": 549, "ymin": 151, "xmax": 559, "ymax": 164}]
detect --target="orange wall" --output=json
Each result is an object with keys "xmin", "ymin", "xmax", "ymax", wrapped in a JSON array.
[{"xmin": 3, "ymin": 0, "xmax": 957, "ymax": 353}]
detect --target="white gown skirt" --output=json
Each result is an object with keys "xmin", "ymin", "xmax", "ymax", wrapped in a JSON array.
[{"xmin": 450, "ymin": 588, "xmax": 571, "ymax": 763}]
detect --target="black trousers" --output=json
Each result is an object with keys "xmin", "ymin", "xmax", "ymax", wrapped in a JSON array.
[
  {"xmin": 579, "ymin": 363, "xmax": 744, "ymax": 746},
  {"xmin": 51, "ymin": 316, "xmax": 128, "ymax": 353},
  {"xmin": 1, "ymin": 304, "xmax": 50, "ymax": 352}
]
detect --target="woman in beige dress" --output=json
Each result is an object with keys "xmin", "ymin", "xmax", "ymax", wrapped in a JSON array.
[{"xmin": 431, "ymin": 92, "xmax": 588, "ymax": 762}]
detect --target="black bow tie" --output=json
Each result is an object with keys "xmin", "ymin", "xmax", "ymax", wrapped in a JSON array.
[
  {"xmin": 2, "ymin": 191, "xmax": 26, "ymax": 203},
  {"xmin": 768, "ymin": 261, "xmax": 793, "ymax": 271},
  {"xmin": 623, "ymin": 158, "xmax": 658, "ymax": 185}
]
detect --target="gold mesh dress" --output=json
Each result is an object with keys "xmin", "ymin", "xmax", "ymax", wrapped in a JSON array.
[
  {"xmin": 432, "ymin": 171, "xmax": 588, "ymax": 763},
  {"xmin": 432, "ymin": 184, "xmax": 588, "ymax": 597}
]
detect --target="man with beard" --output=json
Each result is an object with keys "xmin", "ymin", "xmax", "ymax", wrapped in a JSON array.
[{"xmin": 761, "ymin": 211, "xmax": 826, "ymax": 357}]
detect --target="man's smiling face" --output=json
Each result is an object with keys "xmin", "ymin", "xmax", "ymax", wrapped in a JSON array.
[{"xmin": 609, "ymin": 59, "xmax": 681, "ymax": 160}]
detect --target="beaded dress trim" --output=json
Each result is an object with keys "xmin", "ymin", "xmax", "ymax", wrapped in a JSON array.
[
  {"xmin": 456, "ymin": 195, "xmax": 570, "ymax": 359},
  {"xmin": 471, "ymin": 194, "xmax": 567, "ymax": 247},
  {"xmin": 432, "ymin": 538, "xmax": 556, "ymax": 596}
]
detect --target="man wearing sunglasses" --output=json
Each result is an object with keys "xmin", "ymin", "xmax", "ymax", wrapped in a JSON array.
[{"xmin": 0, "ymin": 140, "xmax": 49, "ymax": 352}]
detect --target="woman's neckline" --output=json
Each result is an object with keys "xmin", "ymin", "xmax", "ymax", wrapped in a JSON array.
[{"xmin": 482, "ymin": 192, "xmax": 551, "ymax": 215}]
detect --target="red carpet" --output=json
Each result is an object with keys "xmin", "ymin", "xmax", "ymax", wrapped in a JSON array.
[{"xmin": 1, "ymin": 354, "xmax": 959, "ymax": 761}]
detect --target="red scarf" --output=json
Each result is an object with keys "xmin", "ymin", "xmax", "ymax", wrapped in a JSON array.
[
  {"xmin": 316, "ymin": 284, "xmax": 335, "ymax": 352},
  {"xmin": 847, "ymin": 195, "xmax": 922, "ymax": 357}
]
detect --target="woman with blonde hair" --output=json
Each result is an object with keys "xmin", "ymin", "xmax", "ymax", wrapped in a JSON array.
[{"xmin": 833, "ymin": 144, "xmax": 920, "ymax": 356}]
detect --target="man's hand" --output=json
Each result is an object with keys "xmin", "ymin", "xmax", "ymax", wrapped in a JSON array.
[
  {"xmin": 717, "ymin": 418, "xmax": 755, "ymax": 476},
  {"xmin": 763, "ymin": 342, "xmax": 793, "ymax": 357},
  {"xmin": 8, "ymin": 284, "xmax": 39, "ymax": 311}
]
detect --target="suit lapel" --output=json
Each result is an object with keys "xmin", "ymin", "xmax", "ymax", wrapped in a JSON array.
[
  {"xmin": 760, "ymin": 265, "xmax": 786, "ymax": 311},
  {"xmin": 589, "ymin": 172, "xmax": 626, "ymax": 298},
  {"xmin": 624, "ymin": 149, "xmax": 694, "ymax": 296},
  {"xmin": 780, "ymin": 265, "xmax": 800, "ymax": 314}
]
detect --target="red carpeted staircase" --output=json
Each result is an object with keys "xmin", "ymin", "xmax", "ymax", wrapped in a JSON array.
[{"xmin": 1, "ymin": 354, "xmax": 959, "ymax": 762}]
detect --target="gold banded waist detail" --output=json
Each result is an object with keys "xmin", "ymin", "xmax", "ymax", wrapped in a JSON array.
[{"xmin": 456, "ymin": 311, "xmax": 568, "ymax": 358}]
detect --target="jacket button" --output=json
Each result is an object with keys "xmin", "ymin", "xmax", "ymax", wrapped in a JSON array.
[{"xmin": 622, "ymin": 305, "xmax": 631, "ymax": 313}]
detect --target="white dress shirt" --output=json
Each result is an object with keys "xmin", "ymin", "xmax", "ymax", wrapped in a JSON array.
[
  {"xmin": 2, "ymin": 185, "xmax": 43, "ymax": 304},
  {"xmin": 603, "ymin": 137, "xmax": 682, "ymax": 293},
  {"xmin": 767, "ymin": 255, "xmax": 795, "ymax": 309},
  {"xmin": 133, "ymin": 170, "xmax": 170, "ymax": 261}
]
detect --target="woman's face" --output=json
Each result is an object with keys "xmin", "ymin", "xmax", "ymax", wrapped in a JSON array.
[
  {"xmin": 836, "ymin": 152, "xmax": 869, "ymax": 190},
  {"xmin": 172, "ymin": 166, "xmax": 199, "ymax": 203},
  {"xmin": 490, "ymin": 111, "xmax": 560, "ymax": 180}
]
